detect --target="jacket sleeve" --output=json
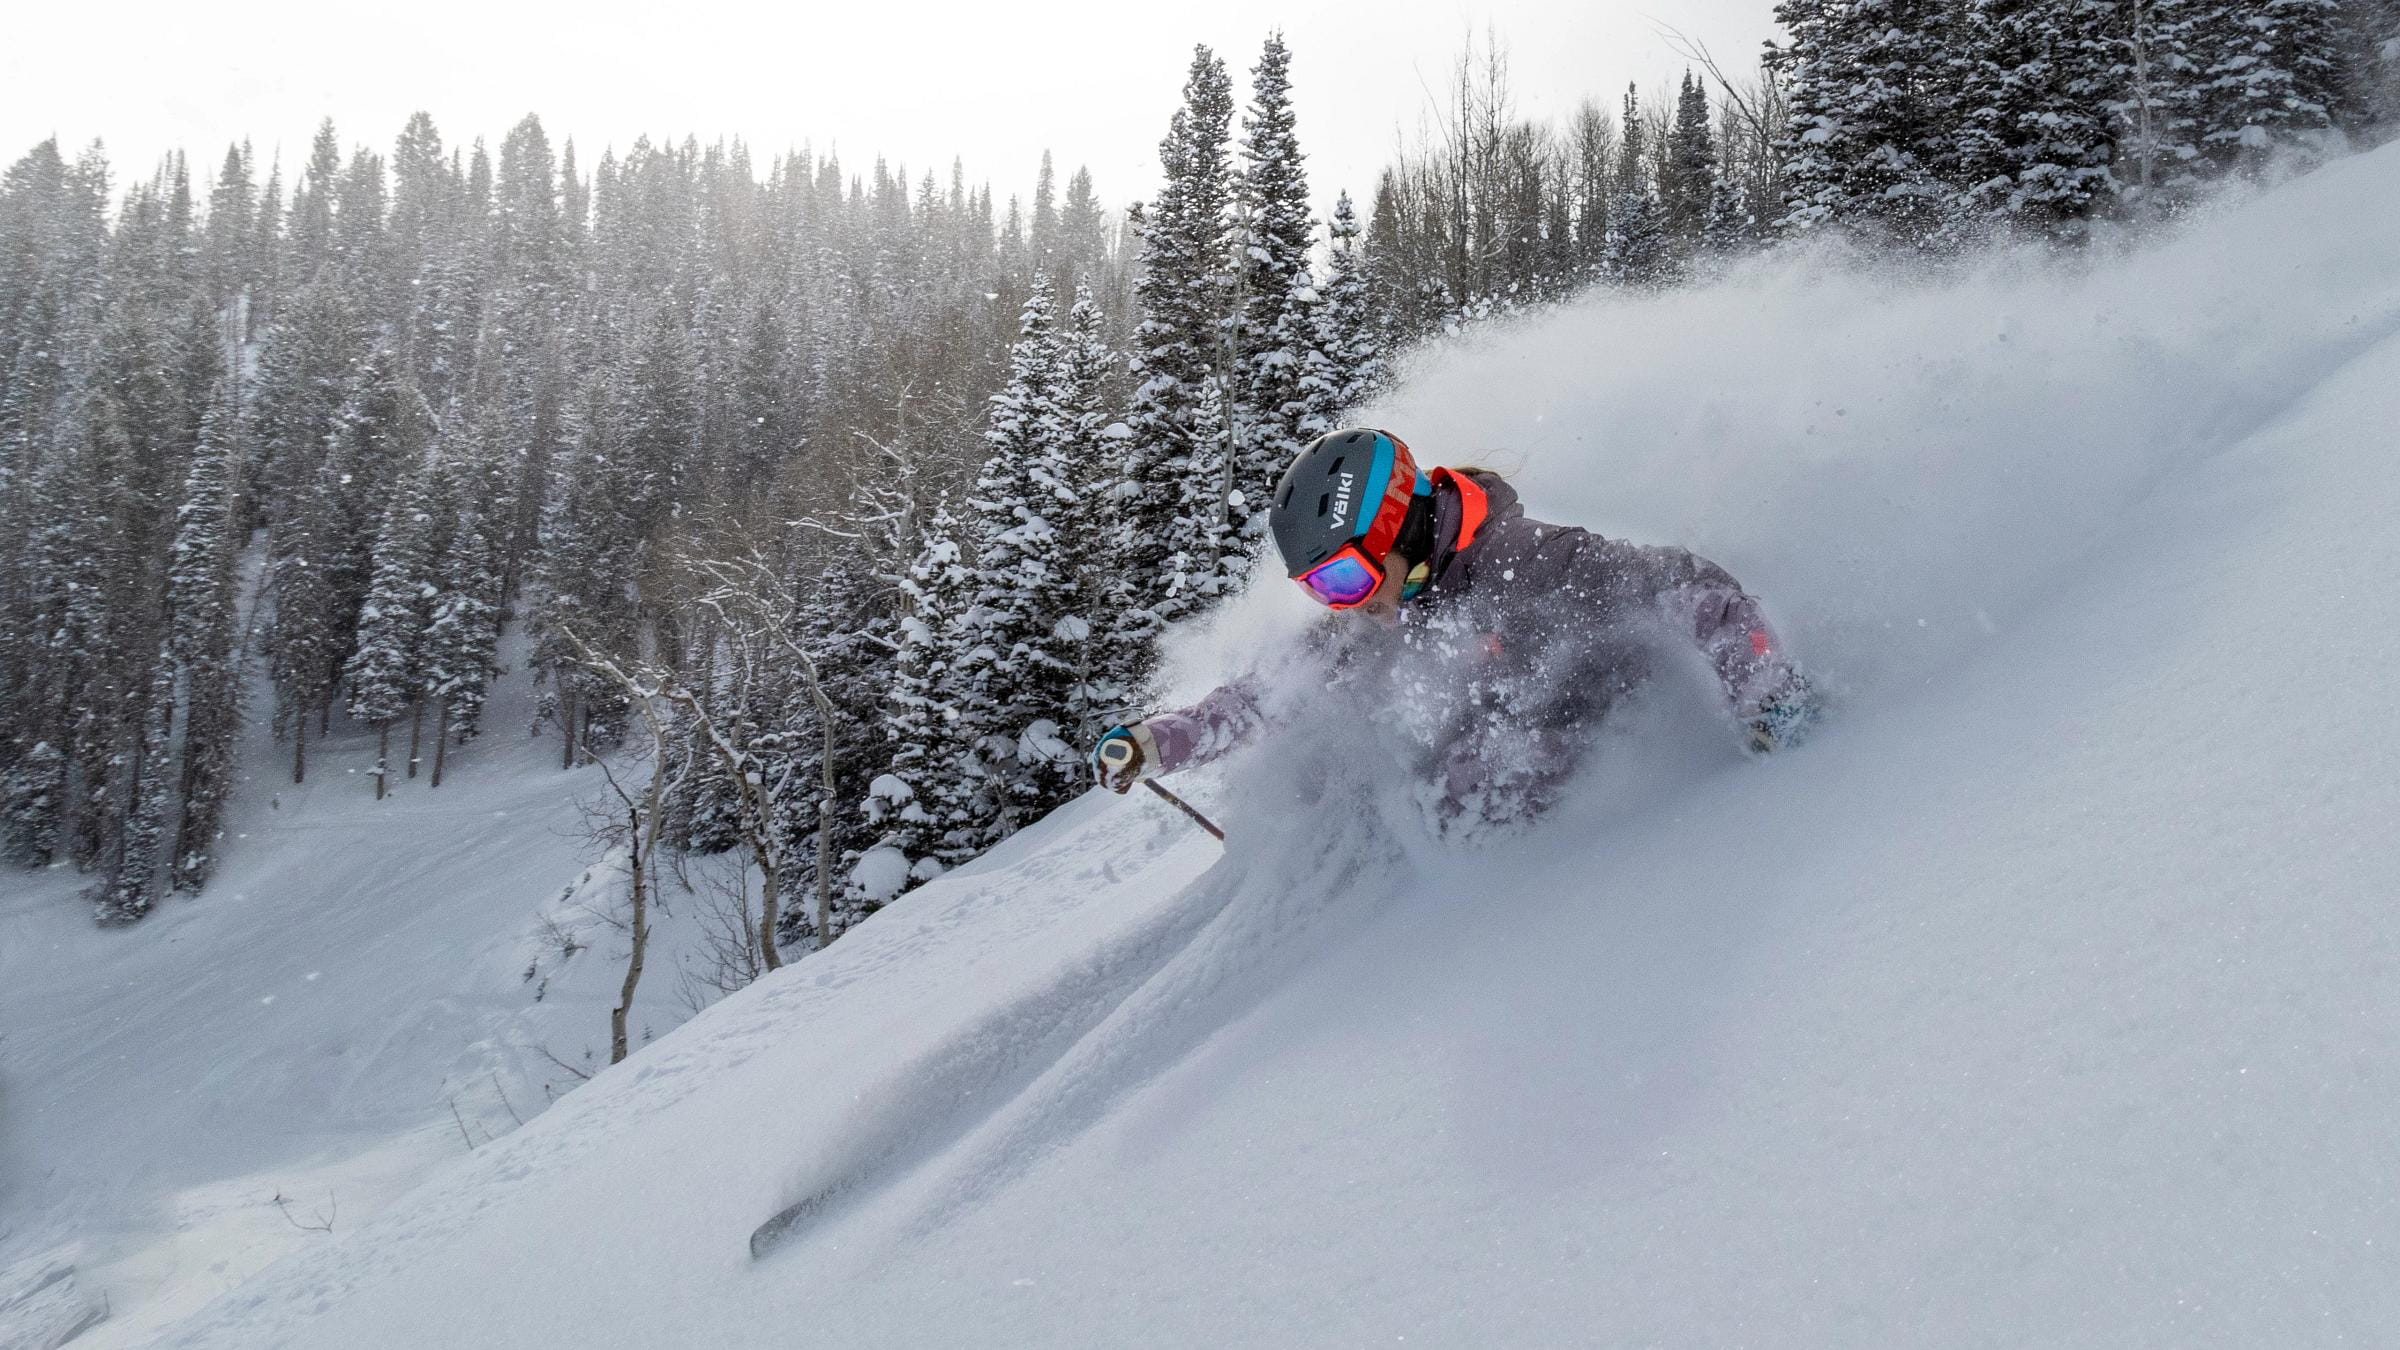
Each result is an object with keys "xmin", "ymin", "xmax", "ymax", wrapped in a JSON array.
[
  {"xmin": 1140, "ymin": 681, "xmax": 1269, "ymax": 777},
  {"xmin": 1571, "ymin": 535, "xmax": 1797, "ymax": 712}
]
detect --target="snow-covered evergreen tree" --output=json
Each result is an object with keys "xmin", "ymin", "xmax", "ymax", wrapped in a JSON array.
[
  {"xmin": 1051, "ymin": 285, "xmax": 1123, "ymax": 743},
  {"xmin": 1774, "ymin": 0, "xmax": 1966, "ymax": 244},
  {"xmin": 531, "ymin": 384, "xmax": 640, "ymax": 767},
  {"xmin": 248, "ymin": 278, "xmax": 362, "ymax": 507},
  {"xmin": 1224, "ymin": 32, "xmax": 1319, "ymax": 593},
  {"xmin": 99, "ymin": 648, "xmax": 176, "ymax": 923},
  {"xmin": 1700, "ymin": 174, "xmax": 1763, "ymax": 257},
  {"xmin": 1601, "ymin": 87, "xmax": 1671, "ymax": 285},
  {"xmin": 2189, "ymin": 0, "xmax": 2347, "ymax": 173},
  {"xmin": 870, "ymin": 498, "xmax": 977, "ymax": 882},
  {"xmin": 1301, "ymin": 191, "xmax": 1383, "ymax": 434},
  {"xmin": 267, "ymin": 463, "xmax": 345, "ymax": 783},
  {"xmin": 1954, "ymin": 0, "xmax": 2122, "ymax": 233},
  {"xmin": 1117, "ymin": 46, "xmax": 1235, "ymax": 680},
  {"xmin": 346, "ymin": 453, "xmax": 443, "ymax": 797},
  {"xmin": 167, "ymin": 388, "xmax": 243, "ymax": 890},
  {"xmin": 421, "ymin": 427, "xmax": 505, "ymax": 785},
  {"xmin": 955, "ymin": 282, "xmax": 1080, "ymax": 838},
  {"xmin": 1662, "ymin": 72, "xmax": 1720, "ymax": 249}
]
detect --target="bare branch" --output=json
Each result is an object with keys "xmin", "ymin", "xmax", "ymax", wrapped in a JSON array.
[
  {"xmin": 533, "ymin": 1043, "xmax": 595, "ymax": 1083},
  {"xmin": 272, "ymin": 1189, "xmax": 338, "ymax": 1233}
]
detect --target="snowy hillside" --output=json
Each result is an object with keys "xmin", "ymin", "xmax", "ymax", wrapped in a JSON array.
[
  {"xmin": 0, "ymin": 640, "xmax": 748, "ymax": 1349},
  {"xmin": 142, "ymin": 144, "xmax": 2400, "ymax": 1347}
]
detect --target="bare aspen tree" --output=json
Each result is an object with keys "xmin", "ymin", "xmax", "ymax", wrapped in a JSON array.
[
  {"xmin": 684, "ymin": 553, "xmax": 848, "ymax": 954},
  {"xmin": 564, "ymin": 631, "xmax": 683, "ymax": 1063}
]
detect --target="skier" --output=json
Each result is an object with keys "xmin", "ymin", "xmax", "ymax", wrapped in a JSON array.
[{"xmin": 1089, "ymin": 428, "xmax": 1821, "ymax": 829}]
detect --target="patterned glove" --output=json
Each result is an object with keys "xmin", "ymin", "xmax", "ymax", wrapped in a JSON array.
[
  {"xmin": 1090, "ymin": 724, "xmax": 1160, "ymax": 793},
  {"xmin": 1741, "ymin": 670, "xmax": 1823, "ymax": 755}
]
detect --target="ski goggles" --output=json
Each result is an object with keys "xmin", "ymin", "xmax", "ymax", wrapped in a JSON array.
[{"xmin": 1295, "ymin": 544, "xmax": 1388, "ymax": 609}]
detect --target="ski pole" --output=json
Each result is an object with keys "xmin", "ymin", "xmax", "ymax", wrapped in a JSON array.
[
  {"xmin": 1144, "ymin": 780, "xmax": 1226, "ymax": 842},
  {"xmin": 1099, "ymin": 736, "xmax": 1225, "ymax": 841}
]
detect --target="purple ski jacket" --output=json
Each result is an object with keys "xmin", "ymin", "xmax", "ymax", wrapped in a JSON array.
[{"xmin": 1141, "ymin": 471, "xmax": 1798, "ymax": 805}]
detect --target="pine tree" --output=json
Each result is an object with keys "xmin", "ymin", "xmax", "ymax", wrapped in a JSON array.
[
  {"xmin": 1223, "ymin": 32, "xmax": 1320, "ymax": 595},
  {"xmin": 1700, "ymin": 173, "xmax": 1762, "ymax": 258},
  {"xmin": 1775, "ymin": 0, "xmax": 1966, "ymax": 244},
  {"xmin": 268, "ymin": 465, "xmax": 344, "ymax": 783},
  {"xmin": 1301, "ymin": 191, "xmax": 1384, "ymax": 434},
  {"xmin": 346, "ymin": 454, "xmax": 442, "ymax": 797},
  {"xmin": 1601, "ymin": 87, "xmax": 1670, "ymax": 285},
  {"xmin": 421, "ymin": 426, "xmax": 504, "ymax": 786},
  {"xmin": 248, "ymin": 278, "xmax": 362, "ymax": 509},
  {"xmin": 1118, "ymin": 46, "xmax": 1236, "ymax": 679},
  {"xmin": 954, "ymin": 281, "xmax": 1081, "ymax": 838},
  {"xmin": 99, "ymin": 648, "xmax": 175, "ymax": 923},
  {"xmin": 8, "ymin": 435, "xmax": 112, "ymax": 864},
  {"xmin": 167, "ymin": 388, "xmax": 243, "ymax": 891},
  {"xmin": 287, "ymin": 119, "xmax": 342, "ymax": 282},
  {"xmin": 2189, "ymin": 0, "xmax": 2347, "ymax": 172},
  {"xmin": 1058, "ymin": 165, "xmax": 1109, "ymax": 295},
  {"xmin": 871, "ymin": 498, "xmax": 977, "ymax": 881},
  {"xmin": 321, "ymin": 345, "xmax": 436, "ymax": 666},
  {"xmin": 204, "ymin": 142, "xmax": 258, "ymax": 320},
  {"xmin": 1955, "ymin": 0, "xmax": 2122, "ymax": 233},
  {"xmin": 1662, "ymin": 72, "xmax": 1720, "ymax": 247},
  {"xmin": 1051, "ymin": 285, "xmax": 1124, "ymax": 743},
  {"xmin": 2341, "ymin": 0, "xmax": 2400, "ymax": 129},
  {"xmin": 531, "ymin": 384, "xmax": 639, "ymax": 767},
  {"xmin": 1030, "ymin": 150, "xmax": 1059, "ymax": 275}
]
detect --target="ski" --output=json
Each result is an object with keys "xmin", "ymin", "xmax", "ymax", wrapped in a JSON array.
[{"xmin": 748, "ymin": 1183, "xmax": 842, "ymax": 1260}]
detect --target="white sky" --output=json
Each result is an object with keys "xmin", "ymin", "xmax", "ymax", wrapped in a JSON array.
[{"xmin": 3, "ymin": 0, "xmax": 1778, "ymax": 220}]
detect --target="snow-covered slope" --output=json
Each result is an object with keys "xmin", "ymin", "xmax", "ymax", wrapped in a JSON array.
[
  {"xmin": 0, "ymin": 641, "xmax": 740, "ymax": 1348},
  {"xmin": 156, "ymin": 148, "xmax": 2400, "ymax": 1348}
]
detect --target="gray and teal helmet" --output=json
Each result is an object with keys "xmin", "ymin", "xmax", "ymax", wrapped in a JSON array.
[{"xmin": 1267, "ymin": 429, "xmax": 1434, "ymax": 608}]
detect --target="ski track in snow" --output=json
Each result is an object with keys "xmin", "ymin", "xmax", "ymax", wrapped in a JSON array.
[
  {"xmin": 872, "ymin": 780, "xmax": 1423, "ymax": 1252},
  {"xmin": 748, "ymin": 814, "xmax": 1244, "ymax": 1254}
]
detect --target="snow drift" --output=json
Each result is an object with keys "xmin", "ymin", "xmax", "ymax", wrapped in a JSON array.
[{"xmin": 152, "ymin": 145, "xmax": 2400, "ymax": 1347}]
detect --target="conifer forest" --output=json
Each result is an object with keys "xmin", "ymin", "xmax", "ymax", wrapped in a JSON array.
[{"xmin": 2, "ymin": 4, "xmax": 2393, "ymax": 971}]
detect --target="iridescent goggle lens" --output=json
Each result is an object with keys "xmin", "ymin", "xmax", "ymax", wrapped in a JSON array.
[{"xmin": 1297, "ymin": 550, "xmax": 1382, "ymax": 608}]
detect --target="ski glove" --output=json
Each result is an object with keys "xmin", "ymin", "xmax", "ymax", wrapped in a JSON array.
[
  {"xmin": 1741, "ymin": 670, "xmax": 1822, "ymax": 755},
  {"xmin": 1090, "ymin": 723, "xmax": 1162, "ymax": 793}
]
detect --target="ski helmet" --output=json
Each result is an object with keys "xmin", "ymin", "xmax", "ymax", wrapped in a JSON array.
[{"xmin": 1268, "ymin": 428, "xmax": 1430, "ymax": 579}]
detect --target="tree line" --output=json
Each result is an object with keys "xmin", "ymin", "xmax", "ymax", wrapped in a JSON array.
[
  {"xmin": 1364, "ymin": 2, "xmax": 2396, "ymax": 333},
  {"xmin": 1, "ymin": 10, "xmax": 2392, "ymax": 960}
]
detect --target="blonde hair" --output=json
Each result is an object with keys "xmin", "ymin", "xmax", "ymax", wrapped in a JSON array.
[{"xmin": 1446, "ymin": 450, "xmax": 1523, "ymax": 480}]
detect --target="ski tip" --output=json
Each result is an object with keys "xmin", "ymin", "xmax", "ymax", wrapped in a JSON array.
[
  {"xmin": 746, "ymin": 1220, "xmax": 785, "ymax": 1261},
  {"xmin": 747, "ymin": 1189, "xmax": 831, "ymax": 1261}
]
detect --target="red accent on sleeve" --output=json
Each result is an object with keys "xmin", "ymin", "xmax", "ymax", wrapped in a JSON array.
[{"xmin": 1750, "ymin": 629, "xmax": 1773, "ymax": 657}]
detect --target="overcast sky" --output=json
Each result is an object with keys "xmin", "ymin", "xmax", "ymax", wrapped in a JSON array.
[{"xmin": 3, "ymin": 0, "xmax": 1778, "ymax": 219}]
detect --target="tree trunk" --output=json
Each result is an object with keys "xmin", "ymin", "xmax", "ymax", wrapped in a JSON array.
[
  {"xmin": 611, "ymin": 804, "xmax": 649, "ymax": 1065},
  {"xmin": 406, "ymin": 699, "xmax": 425, "ymax": 778},
  {"xmin": 320, "ymin": 698, "xmax": 331, "ymax": 737},
  {"xmin": 373, "ymin": 720, "xmax": 390, "ymax": 800},
  {"xmin": 816, "ymin": 722, "xmax": 837, "ymax": 946},
  {"xmin": 757, "ymin": 851, "xmax": 783, "ymax": 972},
  {"xmin": 430, "ymin": 697, "xmax": 453, "ymax": 788},
  {"xmin": 2131, "ymin": 0, "xmax": 2157, "ymax": 209},
  {"xmin": 560, "ymin": 686, "xmax": 579, "ymax": 770},
  {"xmin": 293, "ymin": 710, "xmax": 307, "ymax": 785}
]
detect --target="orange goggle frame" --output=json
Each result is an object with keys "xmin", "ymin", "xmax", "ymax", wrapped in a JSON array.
[{"xmin": 1296, "ymin": 544, "xmax": 1388, "ymax": 608}]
